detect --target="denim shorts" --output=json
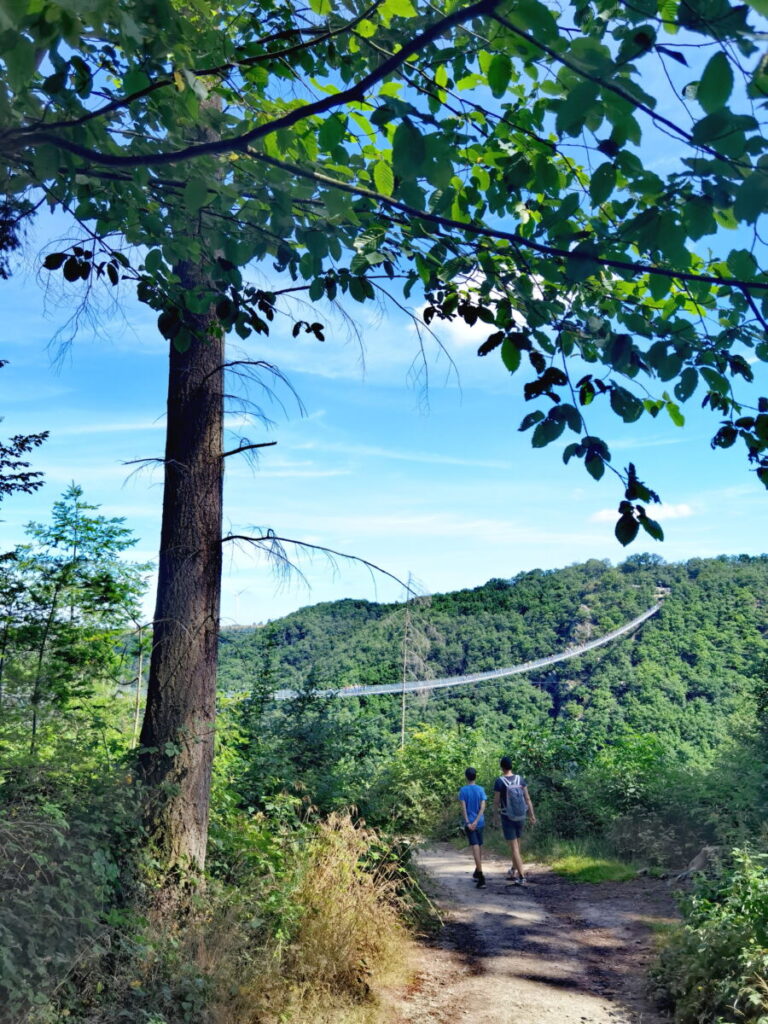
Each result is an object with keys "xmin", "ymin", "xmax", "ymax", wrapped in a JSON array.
[
  {"xmin": 501, "ymin": 817, "xmax": 525, "ymax": 841},
  {"xmin": 465, "ymin": 825, "xmax": 484, "ymax": 846}
]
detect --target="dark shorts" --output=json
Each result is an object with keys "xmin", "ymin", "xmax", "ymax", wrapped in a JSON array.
[
  {"xmin": 465, "ymin": 825, "xmax": 484, "ymax": 846},
  {"xmin": 501, "ymin": 817, "xmax": 525, "ymax": 841}
]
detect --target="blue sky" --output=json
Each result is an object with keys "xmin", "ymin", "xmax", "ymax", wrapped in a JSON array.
[{"xmin": 2, "ymin": 211, "xmax": 766, "ymax": 626}]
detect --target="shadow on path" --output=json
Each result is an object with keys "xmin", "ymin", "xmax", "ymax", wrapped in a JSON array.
[{"xmin": 384, "ymin": 843, "xmax": 676, "ymax": 1024}]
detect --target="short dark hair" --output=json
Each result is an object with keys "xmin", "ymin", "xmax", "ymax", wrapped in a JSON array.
[
  {"xmin": 500, "ymin": 756, "xmax": 512, "ymax": 771},
  {"xmin": 465, "ymin": 766, "xmax": 477, "ymax": 781}
]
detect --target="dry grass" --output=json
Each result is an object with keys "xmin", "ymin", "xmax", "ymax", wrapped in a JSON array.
[{"xmin": 211, "ymin": 812, "xmax": 410, "ymax": 1024}]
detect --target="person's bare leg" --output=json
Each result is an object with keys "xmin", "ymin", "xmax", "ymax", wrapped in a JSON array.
[
  {"xmin": 508, "ymin": 838, "xmax": 525, "ymax": 878},
  {"xmin": 471, "ymin": 844, "xmax": 482, "ymax": 872}
]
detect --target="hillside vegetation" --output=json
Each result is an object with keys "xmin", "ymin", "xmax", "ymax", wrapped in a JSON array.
[
  {"xmin": 222, "ymin": 554, "xmax": 768, "ymax": 853},
  {"xmin": 4, "ymin": 538, "xmax": 768, "ymax": 1022}
]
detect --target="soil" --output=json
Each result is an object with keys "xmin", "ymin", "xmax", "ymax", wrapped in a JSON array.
[{"xmin": 384, "ymin": 843, "xmax": 678, "ymax": 1024}]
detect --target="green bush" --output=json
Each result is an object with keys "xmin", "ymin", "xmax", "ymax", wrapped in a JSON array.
[
  {"xmin": 653, "ymin": 850, "xmax": 768, "ymax": 1023},
  {"xmin": 0, "ymin": 770, "xmax": 145, "ymax": 1022}
]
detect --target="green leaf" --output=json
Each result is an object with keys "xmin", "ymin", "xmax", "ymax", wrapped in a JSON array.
[
  {"xmin": 309, "ymin": 0, "xmax": 332, "ymax": 13},
  {"xmin": 4, "ymin": 36, "xmax": 35, "ymax": 91},
  {"xmin": 318, "ymin": 114, "xmax": 347, "ymax": 151},
  {"xmin": 647, "ymin": 274, "xmax": 670, "ymax": 301},
  {"xmin": 532, "ymin": 417, "xmax": 565, "ymax": 447},
  {"xmin": 585, "ymin": 454, "xmax": 605, "ymax": 480},
  {"xmin": 183, "ymin": 179, "xmax": 209, "ymax": 214},
  {"xmin": 665, "ymin": 400, "xmax": 685, "ymax": 427},
  {"xmin": 589, "ymin": 162, "xmax": 616, "ymax": 205},
  {"xmin": 556, "ymin": 80, "xmax": 600, "ymax": 137},
  {"xmin": 123, "ymin": 68, "xmax": 151, "ymax": 94},
  {"xmin": 488, "ymin": 54, "xmax": 512, "ymax": 98},
  {"xmin": 700, "ymin": 366, "xmax": 729, "ymax": 394},
  {"xmin": 639, "ymin": 512, "xmax": 664, "ymax": 541},
  {"xmin": 610, "ymin": 386, "xmax": 644, "ymax": 423},
  {"xmin": 348, "ymin": 276, "xmax": 368, "ymax": 302},
  {"xmin": 733, "ymin": 172, "xmax": 768, "ymax": 224},
  {"xmin": 565, "ymin": 243, "xmax": 601, "ymax": 282},
  {"xmin": 558, "ymin": 403, "xmax": 583, "ymax": 433},
  {"xmin": 356, "ymin": 18, "xmax": 377, "ymax": 37},
  {"xmin": 727, "ymin": 248, "xmax": 758, "ymax": 280},
  {"xmin": 381, "ymin": 0, "xmax": 417, "ymax": 17},
  {"xmin": 691, "ymin": 110, "xmax": 733, "ymax": 144},
  {"xmin": 674, "ymin": 367, "xmax": 698, "ymax": 402},
  {"xmin": 392, "ymin": 120, "xmax": 425, "ymax": 181},
  {"xmin": 501, "ymin": 337, "xmax": 522, "ymax": 373},
  {"xmin": 373, "ymin": 160, "xmax": 394, "ymax": 196},
  {"xmin": 697, "ymin": 52, "xmax": 733, "ymax": 113},
  {"xmin": 519, "ymin": 410, "xmax": 545, "ymax": 431},
  {"xmin": 615, "ymin": 513, "xmax": 639, "ymax": 546},
  {"xmin": 144, "ymin": 249, "xmax": 164, "ymax": 276},
  {"xmin": 563, "ymin": 442, "xmax": 583, "ymax": 464}
]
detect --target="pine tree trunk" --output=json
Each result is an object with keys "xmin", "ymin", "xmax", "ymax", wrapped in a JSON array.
[{"xmin": 139, "ymin": 261, "xmax": 223, "ymax": 873}]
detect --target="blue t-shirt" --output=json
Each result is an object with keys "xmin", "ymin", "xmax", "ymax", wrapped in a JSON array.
[{"xmin": 458, "ymin": 783, "xmax": 487, "ymax": 828}]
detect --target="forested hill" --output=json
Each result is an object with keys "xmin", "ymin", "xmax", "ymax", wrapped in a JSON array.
[{"xmin": 219, "ymin": 554, "xmax": 768, "ymax": 750}]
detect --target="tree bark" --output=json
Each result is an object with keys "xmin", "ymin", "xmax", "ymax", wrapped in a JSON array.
[{"xmin": 139, "ymin": 262, "xmax": 223, "ymax": 873}]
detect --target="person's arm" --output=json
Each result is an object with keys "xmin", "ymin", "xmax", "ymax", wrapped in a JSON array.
[
  {"xmin": 524, "ymin": 786, "xmax": 537, "ymax": 825},
  {"xmin": 460, "ymin": 797, "xmax": 474, "ymax": 829},
  {"xmin": 493, "ymin": 788, "xmax": 501, "ymax": 825}
]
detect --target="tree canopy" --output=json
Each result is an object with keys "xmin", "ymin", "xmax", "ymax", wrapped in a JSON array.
[{"xmin": 3, "ymin": 0, "xmax": 768, "ymax": 546}]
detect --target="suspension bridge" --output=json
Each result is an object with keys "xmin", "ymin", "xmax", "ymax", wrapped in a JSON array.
[{"xmin": 272, "ymin": 601, "xmax": 662, "ymax": 700}]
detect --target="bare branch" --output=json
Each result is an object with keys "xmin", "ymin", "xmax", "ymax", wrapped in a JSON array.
[
  {"xmin": 222, "ymin": 532, "xmax": 417, "ymax": 596},
  {"xmin": 221, "ymin": 441, "xmax": 277, "ymax": 458}
]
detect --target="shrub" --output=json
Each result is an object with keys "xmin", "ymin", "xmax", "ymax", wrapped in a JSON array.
[
  {"xmin": 0, "ymin": 770, "xmax": 144, "ymax": 1023},
  {"xmin": 653, "ymin": 850, "xmax": 768, "ymax": 1023}
]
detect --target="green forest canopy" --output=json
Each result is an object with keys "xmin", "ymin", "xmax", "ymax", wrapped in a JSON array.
[{"xmin": 221, "ymin": 553, "xmax": 767, "ymax": 747}]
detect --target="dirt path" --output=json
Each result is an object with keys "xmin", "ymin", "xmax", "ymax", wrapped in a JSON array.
[{"xmin": 385, "ymin": 843, "xmax": 677, "ymax": 1024}]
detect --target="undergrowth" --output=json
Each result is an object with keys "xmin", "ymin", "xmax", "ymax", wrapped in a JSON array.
[
  {"xmin": 652, "ymin": 849, "xmax": 768, "ymax": 1024},
  {"xmin": 1, "ymin": 767, "xmax": 418, "ymax": 1024}
]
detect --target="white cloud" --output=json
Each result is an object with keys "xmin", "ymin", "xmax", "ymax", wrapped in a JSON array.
[
  {"xmin": 590, "ymin": 503, "xmax": 694, "ymax": 523},
  {"xmin": 55, "ymin": 419, "xmax": 165, "ymax": 435}
]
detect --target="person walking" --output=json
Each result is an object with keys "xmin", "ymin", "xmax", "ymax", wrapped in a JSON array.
[
  {"xmin": 493, "ymin": 755, "xmax": 536, "ymax": 885},
  {"xmin": 458, "ymin": 766, "xmax": 487, "ymax": 888}
]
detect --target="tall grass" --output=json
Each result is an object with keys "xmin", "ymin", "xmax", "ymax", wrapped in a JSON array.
[{"xmin": 221, "ymin": 812, "xmax": 408, "ymax": 1023}]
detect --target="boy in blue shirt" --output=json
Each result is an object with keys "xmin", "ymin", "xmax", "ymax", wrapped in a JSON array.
[{"xmin": 458, "ymin": 767, "xmax": 487, "ymax": 888}]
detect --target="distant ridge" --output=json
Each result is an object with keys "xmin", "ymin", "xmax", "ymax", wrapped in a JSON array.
[{"xmin": 272, "ymin": 602, "xmax": 662, "ymax": 701}]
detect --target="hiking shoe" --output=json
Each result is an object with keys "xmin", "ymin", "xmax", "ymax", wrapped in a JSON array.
[
  {"xmin": 472, "ymin": 868, "xmax": 481, "ymax": 880},
  {"xmin": 518, "ymin": 877, "xmax": 529, "ymax": 887},
  {"xmin": 476, "ymin": 873, "xmax": 486, "ymax": 888},
  {"xmin": 505, "ymin": 867, "xmax": 517, "ymax": 880}
]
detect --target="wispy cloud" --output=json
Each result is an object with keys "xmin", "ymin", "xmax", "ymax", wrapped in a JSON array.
[
  {"xmin": 295, "ymin": 440, "xmax": 512, "ymax": 470},
  {"xmin": 607, "ymin": 434, "xmax": 689, "ymax": 452},
  {"xmin": 590, "ymin": 503, "xmax": 694, "ymax": 523},
  {"xmin": 54, "ymin": 419, "xmax": 165, "ymax": 436}
]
